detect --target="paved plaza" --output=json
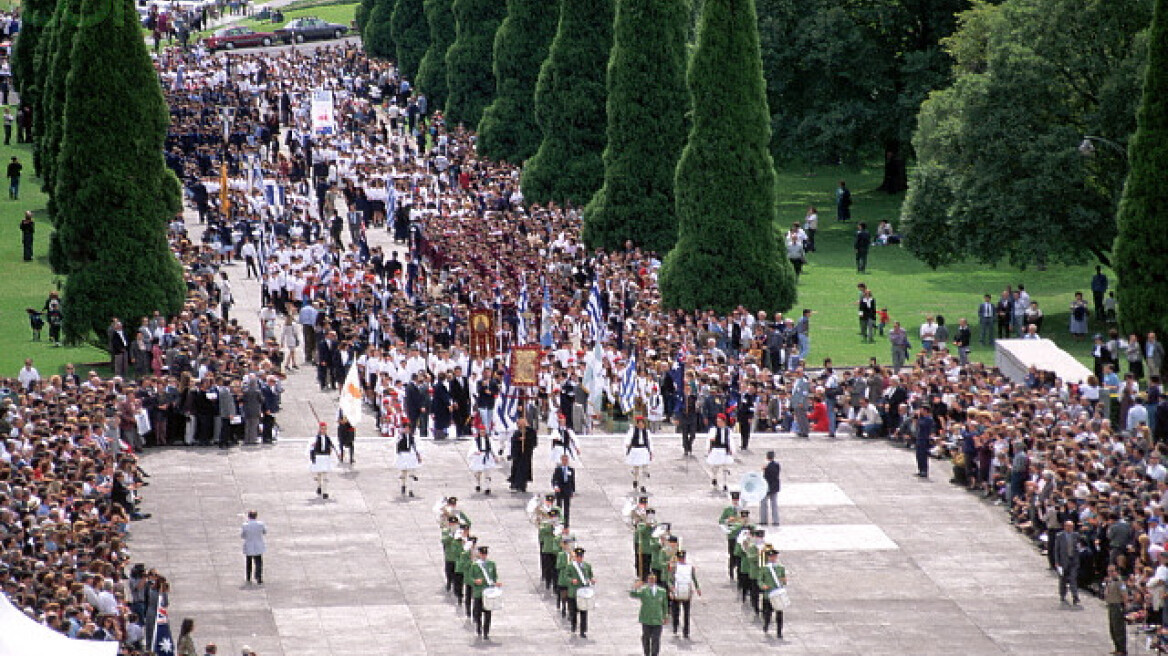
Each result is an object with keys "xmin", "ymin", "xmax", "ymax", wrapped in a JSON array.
[{"xmin": 131, "ymin": 425, "xmax": 1114, "ymax": 656}]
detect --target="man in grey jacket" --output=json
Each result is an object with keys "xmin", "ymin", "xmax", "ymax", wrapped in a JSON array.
[
  {"xmin": 241, "ymin": 510, "xmax": 267, "ymax": 585},
  {"xmin": 1053, "ymin": 520, "xmax": 1081, "ymax": 605},
  {"xmin": 790, "ymin": 369, "xmax": 810, "ymax": 438}
]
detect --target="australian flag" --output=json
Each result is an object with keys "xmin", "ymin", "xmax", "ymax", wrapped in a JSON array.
[
  {"xmin": 669, "ymin": 346, "xmax": 687, "ymax": 415},
  {"xmin": 152, "ymin": 604, "xmax": 175, "ymax": 656}
]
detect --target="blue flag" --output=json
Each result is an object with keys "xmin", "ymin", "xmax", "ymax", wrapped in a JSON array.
[{"xmin": 152, "ymin": 604, "xmax": 175, "ymax": 656}]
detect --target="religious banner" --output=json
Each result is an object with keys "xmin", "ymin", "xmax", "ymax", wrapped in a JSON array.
[
  {"xmin": 510, "ymin": 345, "xmax": 541, "ymax": 387},
  {"xmin": 470, "ymin": 309, "xmax": 495, "ymax": 359}
]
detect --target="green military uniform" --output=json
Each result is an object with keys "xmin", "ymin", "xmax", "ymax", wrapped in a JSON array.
[
  {"xmin": 559, "ymin": 551, "xmax": 594, "ymax": 636},
  {"xmin": 469, "ymin": 555, "xmax": 498, "ymax": 639},
  {"xmin": 759, "ymin": 555, "xmax": 787, "ymax": 637},
  {"xmin": 733, "ymin": 526, "xmax": 753, "ymax": 599},
  {"xmin": 455, "ymin": 538, "xmax": 477, "ymax": 616},
  {"xmin": 538, "ymin": 516, "xmax": 560, "ymax": 590},
  {"xmin": 667, "ymin": 554, "xmax": 700, "ymax": 638},
  {"xmin": 441, "ymin": 521, "xmax": 463, "ymax": 592},
  {"xmin": 651, "ymin": 538, "xmax": 676, "ymax": 582},
  {"xmin": 630, "ymin": 581, "xmax": 669, "ymax": 656},
  {"xmin": 554, "ymin": 537, "xmax": 573, "ymax": 615},
  {"xmin": 744, "ymin": 537, "xmax": 762, "ymax": 614},
  {"xmin": 635, "ymin": 520, "xmax": 656, "ymax": 580},
  {"xmin": 719, "ymin": 500, "xmax": 743, "ymax": 576}
]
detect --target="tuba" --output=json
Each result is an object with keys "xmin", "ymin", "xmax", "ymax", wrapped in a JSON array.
[
  {"xmin": 621, "ymin": 498, "xmax": 636, "ymax": 527},
  {"xmin": 740, "ymin": 472, "xmax": 768, "ymax": 504}
]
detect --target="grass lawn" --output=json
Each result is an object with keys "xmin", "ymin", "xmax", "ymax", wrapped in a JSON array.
[
  {"xmin": 196, "ymin": 2, "xmax": 357, "ymax": 40},
  {"xmin": 774, "ymin": 164, "xmax": 1108, "ymax": 369},
  {"xmin": 0, "ymin": 133, "xmax": 109, "ymax": 377}
]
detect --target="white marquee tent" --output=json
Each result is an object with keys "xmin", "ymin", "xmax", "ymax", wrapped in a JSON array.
[{"xmin": 0, "ymin": 593, "xmax": 118, "ymax": 656}]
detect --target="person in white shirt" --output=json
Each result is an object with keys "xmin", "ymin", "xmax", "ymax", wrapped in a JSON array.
[
  {"xmin": 919, "ymin": 317, "xmax": 938, "ymax": 352},
  {"xmin": 17, "ymin": 358, "xmax": 39, "ymax": 391},
  {"xmin": 241, "ymin": 510, "xmax": 267, "ymax": 585},
  {"xmin": 1147, "ymin": 453, "xmax": 1167, "ymax": 483}
]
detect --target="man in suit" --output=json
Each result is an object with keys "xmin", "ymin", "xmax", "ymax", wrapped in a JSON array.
[
  {"xmin": 1147, "ymin": 332, "xmax": 1166, "ymax": 382},
  {"xmin": 109, "ymin": 319, "xmax": 130, "ymax": 377},
  {"xmin": 914, "ymin": 406, "xmax": 935, "ymax": 478},
  {"xmin": 737, "ymin": 383, "xmax": 757, "ymax": 450},
  {"xmin": 1092, "ymin": 334, "xmax": 1113, "ymax": 381},
  {"xmin": 790, "ymin": 369, "xmax": 810, "ymax": 438},
  {"xmin": 1053, "ymin": 520, "xmax": 1081, "ymax": 605},
  {"xmin": 316, "ymin": 330, "xmax": 337, "ymax": 390},
  {"xmin": 240, "ymin": 510, "xmax": 267, "ymax": 585},
  {"xmin": 404, "ymin": 373, "xmax": 429, "ymax": 438},
  {"xmin": 978, "ymin": 294, "xmax": 995, "ymax": 346},
  {"xmin": 551, "ymin": 454, "xmax": 576, "ymax": 527},
  {"xmin": 760, "ymin": 451, "xmax": 781, "ymax": 526}
]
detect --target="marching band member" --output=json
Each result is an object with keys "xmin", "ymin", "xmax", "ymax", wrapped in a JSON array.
[
  {"xmin": 395, "ymin": 419, "xmax": 421, "ymax": 496},
  {"xmin": 667, "ymin": 549, "xmax": 701, "ymax": 639},
  {"xmin": 561, "ymin": 546, "xmax": 596, "ymax": 639},
  {"xmin": 308, "ymin": 421, "xmax": 336, "ymax": 499},
  {"xmin": 538, "ymin": 507, "xmax": 562, "ymax": 591},
  {"xmin": 634, "ymin": 508, "xmax": 657, "ymax": 581},
  {"xmin": 625, "ymin": 416, "xmax": 653, "ymax": 494},
  {"xmin": 707, "ymin": 413, "xmax": 735, "ymax": 491},
  {"xmin": 759, "ymin": 549, "xmax": 788, "ymax": 638},
  {"xmin": 554, "ymin": 531, "xmax": 576, "ymax": 616},
  {"xmin": 630, "ymin": 572, "xmax": 669, "ymax": 656},
  {"xmin": 441, "ymin": 516, "xmax": 463, "ymax": 593},
  {"xmin": 456, "ymin": 533, "xmax": 479, "ymax": 617},
  {"xmin": 718, "ymin": 492, "xmax": 745, "ymax": 578},
  {"xmin": 470, "ymin": 545, "xmax": 500, "ymax": 641},
  {"xmin": 467, "ymin": 418, "xmax": 498, "ymax": 494}
]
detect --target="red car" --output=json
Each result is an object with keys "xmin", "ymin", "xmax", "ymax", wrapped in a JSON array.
[{"xmin": 203, "ymin": 26, "xmax": 276, "ymax": 51}]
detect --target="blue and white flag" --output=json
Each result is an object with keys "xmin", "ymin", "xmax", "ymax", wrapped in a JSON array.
[
  {"xmin": 540, "ymin": 285, "xmax": 554, "ymax": 348},
  {"xmin": 263, "ymin": 181, "xmax": 285, "ymax": 211},
  {"xmin": 620, "ymin": 352, "xmax": 638, "ymax": 413},
  {"xmin": 495, "ymin": 364, "xmax": 518, "ymax": 434},
  {"xmin": 586, "ymin": 280, "xmax": 606, "ymax": 343},
  {"xmin": 152, "ymin": 604, "xmax": 175, "ymax": 656},
  {"xmin": 516, "ymin": 284, "xmax": 529, "ymax": 345}
]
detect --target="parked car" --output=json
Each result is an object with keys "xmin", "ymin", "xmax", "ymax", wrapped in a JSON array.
[
  {"xmin": 203, "ymin": 26, "xmax": 277, "ymax": 51},
  {"xmin": 275, "ymin": 17, "xmax": 348, "ymax": 44}
]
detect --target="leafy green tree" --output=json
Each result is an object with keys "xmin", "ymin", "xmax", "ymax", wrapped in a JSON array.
[
  {"xmin": 11, "ymin": 0, "xmax": 53, "ymax": 96},
  {"xmin": 582, "ymin": 0, "xmax": 688, "ymax": 253},
  {"xmin": 444, "ymin": 0, "xmax": 505, "ymax": 127},
  {"xmin": 658, "ymin": 0, "xmax": 796, "ymax": 313},
  {"xmin": 415, "ymin": 0, "xmax": 455, "ymax": 109},
  {"xmin": 519, "ymin": 0, "xmax": 612, "ymax": 206},
  {"xmin": 391, "ymin": 0, "xmax": 428, "ymax": 82},
  {"xmin": 901, "ymin": 0, "xmax": 1150, "ymax": 268},
  {"xmin": 364, "ymin": 0, "xmax": 396, "ymax": 60},
  {"xmin": 356, "ymin": 0, "xmax": 376, "ymax": 35},
  {"xmin": 53, "ymin": 0, "xmax": 184, "ymax": 342},
  {"xmin": 757, "ymin": 0, "xmax": 967, "ymax": 192},
  {"xmin": 475, "ymin": 0, "xmax": 559, "ymax": 164},
  {"xmin": 1115, "ymin": 0, "xmax": 1168, "ymax": 339},
  {"xmin": 30, "ymin": 0, "xmax": 64, "ymax": 178}
]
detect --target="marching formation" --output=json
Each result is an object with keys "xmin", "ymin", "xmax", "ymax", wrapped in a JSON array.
[
  {"xmin": 529, "ymin": 496, "xmax": 596, "ymax": 638},
  {"xmin": 437, "ymin": 498, "xmax": 502, "ymax": 640},
  {"xmin": 719, "ymin": 492, "xmax": 790, "ymax": 638}
]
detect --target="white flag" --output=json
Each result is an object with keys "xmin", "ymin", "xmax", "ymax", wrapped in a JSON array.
[{"xmin": 339, "ymin": 364, "xmax": 364, "ymax": 426}]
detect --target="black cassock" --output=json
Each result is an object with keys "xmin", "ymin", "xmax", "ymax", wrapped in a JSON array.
[{"xmin": 508, "ymin": 426, "xmax": 538, "ymax": 491}]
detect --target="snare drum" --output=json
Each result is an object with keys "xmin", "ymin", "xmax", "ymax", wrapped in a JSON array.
[
  {"xmin": 767, "ymin": 587, "xmax": 791, "ymax": 610},
  {"xmin": 575, "ymin": 586, "xmax": 595, "ymax": 611},
  {"xmin": 482, "ymin": 586, "xmax": 504, "ymax": 611}
]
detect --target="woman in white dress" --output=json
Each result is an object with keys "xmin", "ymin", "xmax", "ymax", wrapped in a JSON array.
[
  {"xmin": 467, "ymin": 419, "xmax": 498, "ymax": 495},
  {"xmin": 549, "ymin": 412, "xmax": 580, "ymax": 464},
  {"xmin": 706, "ymin": 413, "xmax": 735, "ymax": 491},
  {"xmin": 395, "ymin": 422, "xmax": 421, "ymax": 497},
  {"xmin": 625, "ymin": 416, "xmax": 653, "ymax": 494},
  {"xmin": 646, "ymin": 387, "xmax": 665, "ymax": 431}
]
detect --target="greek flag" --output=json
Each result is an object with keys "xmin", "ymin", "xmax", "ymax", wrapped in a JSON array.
[
  {"xmin": 516, "ymin": 284, "xmax": 529, "ymax": 345},
  {"xmin": 540, "ymin": 285, "xmax": 554, "ymax": 348},
  {"xmin": 263, "ymin": 181, "xmax": 285, "ymax": 211},
  {"xmin": 586, "ymin": 280, "xmax": 606, "ymax": 343},
  {"xmin": 620, "ymin": 352, "xmax": 638, "ymax": 413},
  {"xmin": 495, "ymin": 366, "xmax": 518, "ymax": 434}
]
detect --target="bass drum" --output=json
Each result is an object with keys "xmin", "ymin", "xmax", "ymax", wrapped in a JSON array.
[
  {"xmin": 482, "ymin": 586, "xmax": 504, "ymax": 611},
  {"xmin": 575, "ymin": 586, "xmax": 596, "ymax": 611},
  {"xmin": 768, "ymin": 587, "xmax": 791, "ymax": 610}
]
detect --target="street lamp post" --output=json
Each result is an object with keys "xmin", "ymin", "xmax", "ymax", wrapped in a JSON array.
[{"xmin": 1078, "ymin": 135, "xmax": 1128, "ymax": 159}]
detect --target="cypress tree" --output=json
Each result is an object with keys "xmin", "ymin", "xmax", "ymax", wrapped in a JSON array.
[
  {"xmin": 415, "ymin": 0, "xmax": 455, "ymax": 109},
  {"xmin": 11, "ymin": 0, "xmax": 52, "ymax": 96},
  {"xmin": 520, "ymin": 0, "xmax": 613, "ymax": 206},
  {"xmin": 475, "ymin": 0, "xmax": 559, "ymax": 164},
  {"xmin": 444, "ymin": 0, "xmax": 505, "ymax": 128},
  {"xmin": 37, "ymin": 0, "xmax": 82, "ymax": 194},
  {"xmin": 582, "ymin": 0, "xmax": 689, "ymax": 253},
  {"xmin": 390, "ymin": 0, "xmax": 428, "ymax": 82},
  {"xmin": 1115, "ymin": 0, "xmax": 1168, "ymax": 340},
  {"xmin": 657, "ymin": 0, "xmax": 796, "ymax": 314},
  {"xmin": 356, "ymin": 0, "xmax": 376, "ymax": 35},
  {"xmin": 364, "ymin": 0, "xmax": 396, "ymax": 60},
  {"xmin": 54, "ymin": 0, "xmax": 185, "ymax": 342}
]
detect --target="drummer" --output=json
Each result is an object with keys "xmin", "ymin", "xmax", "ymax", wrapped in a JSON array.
[
  {"xmin": 550, "ymin": 412, "xmax": 580, "ymax": 463},
  {"xmin": 470, "ymin": 545, "xmax": 501, "ymax": 641},
  {"xmin": 468, "ymin": 418, "xmax": 498, "ymax": 494},
  {"xmin": 561, "ymin": 546, "xmax": 596, "ymax": 639},
  {"xmin": 625, "ymin": 416, "xmax": 653, "ymax": 494},
  {"xmin": 308, "ymin": 421, "xmax": 336, "ymax": 499},
  {"xmin": 758, "ymin": 548, "xmax": 788, "ymax": 639}
]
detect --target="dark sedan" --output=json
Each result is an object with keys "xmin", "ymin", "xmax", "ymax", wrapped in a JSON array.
[
  {"xmin": 203, "ymin": 26, "xmax": 276, "ymax": 51},
  {"xmin": 275, "ymin": 17, "xmax": 349, "ymax": 44}
]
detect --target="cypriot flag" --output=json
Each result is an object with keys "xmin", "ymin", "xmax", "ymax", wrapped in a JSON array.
[{"xmin": 339, "ymin": 364, "xmax": 364, "ymax": 426}]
